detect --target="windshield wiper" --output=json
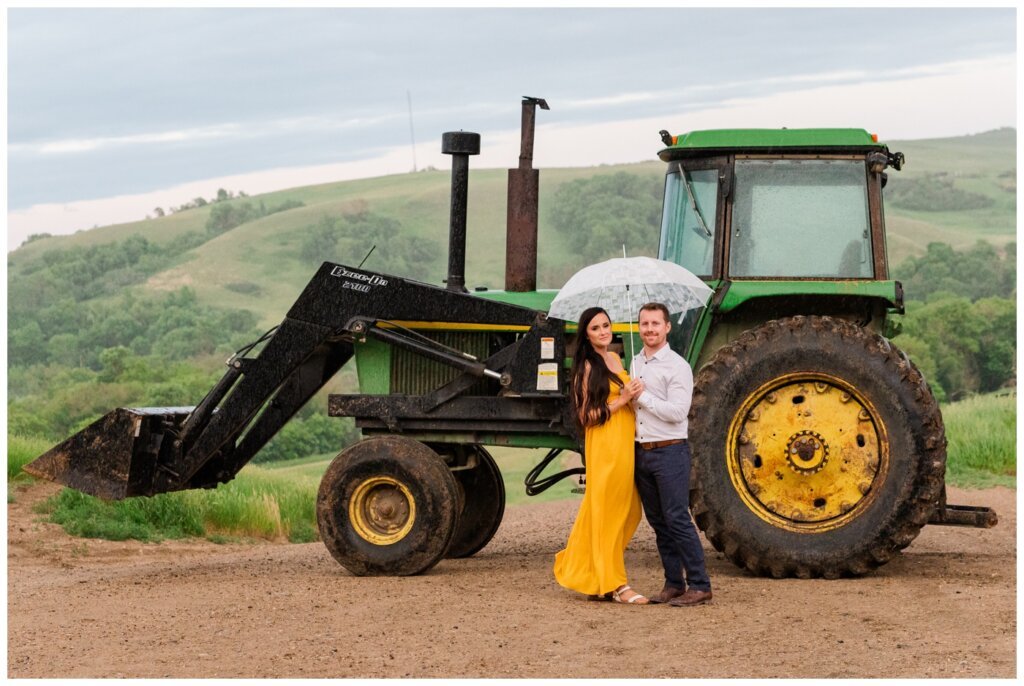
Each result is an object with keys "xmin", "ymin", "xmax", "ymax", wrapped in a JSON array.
[{"xmin": 682, "ymin": 169, "xmax": 712, "ymax": 238}]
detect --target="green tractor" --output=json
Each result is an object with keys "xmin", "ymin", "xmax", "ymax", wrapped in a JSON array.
[{"xmin": 27, "ymin": 98, "xmax": 995, "ymax": 579}]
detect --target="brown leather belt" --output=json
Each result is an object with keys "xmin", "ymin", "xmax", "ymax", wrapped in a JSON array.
[{"xmin": 638, "ymin": 438, "xmax": 687, "ymax": 451}]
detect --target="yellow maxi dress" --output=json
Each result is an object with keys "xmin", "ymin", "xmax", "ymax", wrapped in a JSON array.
[{"xmin": 553, "ymin": 371, "xmax": 643, "ymax": 595}]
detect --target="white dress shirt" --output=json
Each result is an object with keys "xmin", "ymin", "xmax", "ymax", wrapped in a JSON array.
[{"xmin": 630, "ymin": 344, "xmax": 693, "ymax": 442}]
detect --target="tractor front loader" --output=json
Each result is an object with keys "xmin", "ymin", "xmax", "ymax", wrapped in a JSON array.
[
  {"xmin": 27, "ymin": 98, "xmax": 997, "ymax": 579},
  {"xmin": 27, "ymin": 104, "xmax": 577, "ymax": 576}
]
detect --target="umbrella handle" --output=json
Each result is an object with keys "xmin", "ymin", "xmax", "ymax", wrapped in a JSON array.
[
  {"xmin": 627, "ymin": 283, "xmax": 635, "ymax": 363},
  {"xmin": 621, "ymin": 244, "xmax": 634, "ymax": 364}
]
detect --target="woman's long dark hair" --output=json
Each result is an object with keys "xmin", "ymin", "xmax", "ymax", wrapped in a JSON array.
[{"xmin": 570, "ymin": 306, "xmax": 624, "ymax": 430}]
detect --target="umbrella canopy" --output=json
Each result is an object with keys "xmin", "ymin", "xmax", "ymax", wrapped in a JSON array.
[{"xmin": 548, "ymin": 256, "xmax": 713, "ymax": 323}]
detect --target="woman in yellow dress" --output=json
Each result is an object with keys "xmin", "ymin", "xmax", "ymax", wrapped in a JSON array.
[{"xmin": 553, "ymin": 306, "xmax": 648, "ymax": 604}]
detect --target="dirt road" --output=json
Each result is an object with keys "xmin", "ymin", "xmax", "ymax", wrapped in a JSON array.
[{"xmin": 6, "ymin": 482, "xmax": 1015, "ymax": 678}]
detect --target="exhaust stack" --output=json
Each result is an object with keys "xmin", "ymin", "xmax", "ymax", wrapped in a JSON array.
[
  {"xmin": 505, "ymin": 96, "xmax": 549, "ymax": 292},
  {"xmin": 441, "ymin": 130, "xmax": 480, "ymax": 293}
]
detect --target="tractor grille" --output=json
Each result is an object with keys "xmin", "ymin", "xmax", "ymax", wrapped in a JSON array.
[{"xmin": 390, "ymin": 331, "xmax": 494, "ymax": 395}]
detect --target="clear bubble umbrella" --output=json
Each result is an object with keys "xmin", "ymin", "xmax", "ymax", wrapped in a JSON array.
[{"xmin": 547, "ymin": 255, "xmax": 713, "ymax": 360}]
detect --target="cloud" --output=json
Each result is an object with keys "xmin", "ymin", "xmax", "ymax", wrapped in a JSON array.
[
  {"xmin": 560, "ymin": 92, "xmax": 662, "ymax": 110},
  {"xmin": 15, "ymin": 54, "xmax": 1009, "ymax": 162},
  {"xmin": 7, "ymin": 53, "xmax": 1015, "ymax": 251},
  {"xmin": 684, "ymin": 55, "xmax": 1013, "ymax": 101},
  {"xmin": 36, "ymin": 126, "xmax": 240, "ymax": 154},
  {"xmin": 11, "ymin": 113, "xmax": 410, "ymax": 157}
]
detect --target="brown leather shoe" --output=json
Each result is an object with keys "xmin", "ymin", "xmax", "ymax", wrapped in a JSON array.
[
  {"xmin": 648, "ymin": 585, "xmax": 685, "ymax": 604},
  {"xmin": 668, "ymin": 588, "xmax": 712, "ymax": 606}
]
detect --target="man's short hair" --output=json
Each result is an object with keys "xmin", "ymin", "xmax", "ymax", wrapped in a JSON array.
[{"xmin": 639, "ymin": 302, "xmax": 670, "ymax": 323}]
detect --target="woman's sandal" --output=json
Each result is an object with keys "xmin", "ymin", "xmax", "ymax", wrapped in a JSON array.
[{"xmin": 611, "ymin": 585, "xmax": 649, "ymax": 605}]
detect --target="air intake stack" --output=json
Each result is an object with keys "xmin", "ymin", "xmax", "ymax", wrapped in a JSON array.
[{"xmin": 441, "ymin": 130, "xmax": 481, "ymax": 293}]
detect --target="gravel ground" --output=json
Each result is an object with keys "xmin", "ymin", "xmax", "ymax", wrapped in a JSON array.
[{"xmin": 6, "ymin": 482, "xmax": 1016, "ymax": 678}]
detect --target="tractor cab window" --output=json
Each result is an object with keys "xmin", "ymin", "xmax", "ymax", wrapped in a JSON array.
[
  {"xmin": 728, "ymin": 159, "xmax": 872, "ymax": 278},
  {"xmin": 659, "ymin": 168, "xmax": 719, "ymax": 277}
]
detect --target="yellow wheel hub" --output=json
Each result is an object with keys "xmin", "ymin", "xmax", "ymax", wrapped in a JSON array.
[
  {"xmin": 727, "ymin": 373, "xmax": 888, "ymax": 532},
  {"xmin": 349, "ymin": 476, "xmax": 416, "ymax": 545}
]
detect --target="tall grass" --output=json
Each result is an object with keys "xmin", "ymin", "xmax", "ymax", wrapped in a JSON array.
[
  {"xmin": 25, "ymin": 458, "xmax": 321, "ymax": 543},
  {"xmin": 7, "ymin": 434, "xmax": 53, "ymax": 482},
  {"xmin": 192, "ymin": 467, "xmax": 320, "ymax": 542},
  {"xmin": 942, "ymin": 391, "xmax": 1016, "ymax": 488}
]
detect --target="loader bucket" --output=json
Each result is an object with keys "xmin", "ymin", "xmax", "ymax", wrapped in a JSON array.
[{"xmin": 23, "ymin": 407, "xmax": 194, "ymax": 501}]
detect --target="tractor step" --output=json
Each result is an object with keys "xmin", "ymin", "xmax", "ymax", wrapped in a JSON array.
[
  {"xmin": 23, "ymin": 407, "xmax": 194, "ymax": 500},
  {"xmin": 928, "ymin": 503, "xmax": 998, "ymax": 528}
]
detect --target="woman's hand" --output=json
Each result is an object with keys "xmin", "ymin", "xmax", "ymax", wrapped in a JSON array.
[
  {"xmin": 623, "ymin": 378, "xmax": 644, "ymax": 400},
  {"xmin": 618, "ymin": 383, "xmax": 634, "ymax": 401}
]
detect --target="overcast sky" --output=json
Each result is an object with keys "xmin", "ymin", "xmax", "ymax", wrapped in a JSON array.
[{"xmin": 5, "ymin": 7, "xmax": 1018, "ymax": 250}]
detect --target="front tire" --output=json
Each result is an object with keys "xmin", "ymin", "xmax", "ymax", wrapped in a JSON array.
[
  {"xmin": 444, "ymin": 445, "xmax": 505, "ymax": 559},
  {"xmin": 690, "ymin": 315, "xmax": 945, "ymax": 578},
  {"xmin": 316, "ymin": 436, "xmax": 460, "ymax": 576}
]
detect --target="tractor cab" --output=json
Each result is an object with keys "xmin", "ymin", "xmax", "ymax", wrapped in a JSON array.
[{"xmin": 654, "ymin": 129, "xmax": 906, "ymax": 364}]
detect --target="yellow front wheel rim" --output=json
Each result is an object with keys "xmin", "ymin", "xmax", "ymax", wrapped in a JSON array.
[
  {"xmin": 726, "ymin": 372, "xmax": 889, "ymax": 533},
  {"xmin": 349, "ymin": 476, "xmax": 416, "ymax": 545}
]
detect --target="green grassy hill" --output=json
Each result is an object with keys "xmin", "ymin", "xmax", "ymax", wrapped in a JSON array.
[
  {"xmin": 882, "ymin": 128, "xmax": 1016, "ymax": 263},
  {"xmin": 9, "ymin": 129, "xmax": 1014, "ymax": 328}
]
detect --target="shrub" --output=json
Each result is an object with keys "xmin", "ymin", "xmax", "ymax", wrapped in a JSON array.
[
  {"xmin": 548, "ymin": 172, "xmax": 663, "ymax": 263},
  {"xmin": 206, "ymin": 201, "xmax": 262, "ymax": 235},
  {"xmin": 253, "ymin": 413, "xmax": 358, "ymax": 464},
  {"xmin": 225, "ymin": 281, "xmax": 263, "ymax": 295},
  {"xmin": 297, "ymin": 211, "xmax": 439, "ymax": 281},
  {"xmin": 899, "ymin": 294, "xmax": 1015, "ymax": 400},
  {"xmin": 894, "ymin": 240, "xmax": 1015, "ymax": 302},
  {"xmin": 886, "ymin": 174, "xmax": 994, "ymax": 212}
]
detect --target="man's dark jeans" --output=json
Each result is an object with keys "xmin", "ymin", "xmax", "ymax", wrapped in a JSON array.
[{"xmin": 635, "ymin": 441, "xmax": 711, "ymax": 592}]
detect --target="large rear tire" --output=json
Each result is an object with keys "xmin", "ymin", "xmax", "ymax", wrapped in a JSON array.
[
  {"xmin": 690, "ymin": 315, "xmax": 945, "ymax": 578},
  {"xmin": 444, "ymin": 445, "xmax": 505, "ymax": 559},
  {"xmin": 316, "ymin": 436, "xmax": 460, "ymax": 576}
]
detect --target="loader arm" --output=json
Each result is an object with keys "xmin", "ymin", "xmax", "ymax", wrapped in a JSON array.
[{"xmin": 25, "ymin": 261, "xmax": 560, "ymax": 500}]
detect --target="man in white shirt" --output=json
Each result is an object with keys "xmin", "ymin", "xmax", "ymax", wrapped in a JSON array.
[{"xmin": 627, "ymin": 302, "xmax": 712, "ymax": 606}]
